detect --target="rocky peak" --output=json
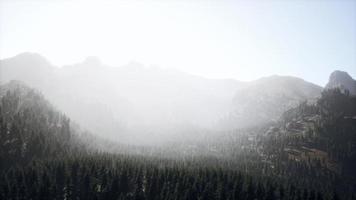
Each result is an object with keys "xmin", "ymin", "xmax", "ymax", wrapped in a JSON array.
[{"xmin": 325, "ymin": 70, "xmax": 356, "ymax": 95}]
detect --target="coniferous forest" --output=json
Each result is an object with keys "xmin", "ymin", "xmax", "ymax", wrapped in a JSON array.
[
  {"xmin": 0, "ymin": 80, "xmax": 355, "ymax": 200},
  {"xmin": 1, "ymin": 1, "xmax": 356, "ymax": 199}
]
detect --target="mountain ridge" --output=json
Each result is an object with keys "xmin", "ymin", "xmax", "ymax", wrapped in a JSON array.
[
  {"xmin": 325, "ymin": 70, "xmax": 356, "ymax": 95},
  {"xmin": 0, "ymin": 52, "xmax": 351, "ymax": 142}
]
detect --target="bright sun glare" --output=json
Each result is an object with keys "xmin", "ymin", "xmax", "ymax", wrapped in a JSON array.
[{"xmin": 0, "ymin": 0, "xmax": 355, "ymax": 85}]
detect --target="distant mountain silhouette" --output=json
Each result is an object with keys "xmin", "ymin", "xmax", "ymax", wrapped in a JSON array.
[
  {"xmin": 1, "ymin": 53, "xmax": 353, "ymax": 142},
  {"xmin": 325, "ymin": 70, "xmax": 356, "ymax": 95},
  {"xmin": 219, "ymin": 75, "xmax": 322, "ymax": 129},
  {"xmin": 0, "ymin": 53, "xmax": 242, "ymax": 143}
]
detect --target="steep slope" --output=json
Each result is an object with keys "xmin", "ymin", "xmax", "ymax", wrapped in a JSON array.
[
  {"xmin": 0, "ymin": 78, "xmax": 352, "ymax": 200},
  {"xmin": 0, "ymin": 54, "xmax": 129, "ymax": 140},
  {"xmin": 219, "ymin": 75, "xmax": 322, "ymax": 129},
  {"xmin": 58, "ymin": 59, "xmax": 242, "ymax": 131},
  {"xmin": 325, "ymin": 70, "xmax": 356, "ymax": 95},
  {"xmin": 0, "ymin": 81, "xmax": 80, "ymax": 169},
  {"xmin": 0, "ymin": 81, "xmax": 337, "ymax": 200},
  {"xmin": 257, "ymin": 88, "xmax": 356, "ymax": 193},
  {"xmin": 1, "ymin": 53, "xmax": 328, "ymax": 142},
  {"xmin": 0, "ymin": 53, "xmax": 243, "ymax": 142},
  {"xmin": 0, "ymin": 52, "xmax": 57, "ymax": 89}
]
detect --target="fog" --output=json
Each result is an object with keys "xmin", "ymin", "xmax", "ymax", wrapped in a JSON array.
[
  {"xmin": 0, "ymin": 0, "xmax": 353, "ymax": 146},
  {"xmin": 1, "ymin": 1, "xmax": 356, "ymax": 199},
  {"xmin": 0, "ymin": 52, "xmax": 322, "ymax": 145}
]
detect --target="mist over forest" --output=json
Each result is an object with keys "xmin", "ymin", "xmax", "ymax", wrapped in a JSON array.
[
  {"xmin": 1, "ymin": 0, "xmax": 356, "ymax": 199},
  {"xmin": 1, "ymin": 53, "xmax": 356, "ymax": 200},
  {"xmin": 0, "ymin": 53, "xmax": 324, "ymax": 144}
]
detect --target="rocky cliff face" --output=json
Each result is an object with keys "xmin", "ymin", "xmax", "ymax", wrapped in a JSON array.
[{"xmin": 325, "ymin": 70, "xmax": 356, "ymax": 95}]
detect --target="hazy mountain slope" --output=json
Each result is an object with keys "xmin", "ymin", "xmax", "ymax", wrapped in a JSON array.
[
  {"xmin": 325, "ymin": 70, "xmax": 356, "ymax": 95},
  {"xmin": 0, "ymin": 81, "xmax": 343, "ymax": 200},
  {"xmin": 0, "ymin": 80, "xmax": 79, "ymax": 169},
  {"xmin": 59, "ymin": 59, "xmax": 243, "ymax": 131},
  {"xmin": 0, "ymin": 53, "xmax": 243, "ymax": 142},
  {"xmin": 0, "ymin": 53, "xmax": 129, "ymax": 140},
  {"xmin": 0, "ymin": 52, "xmax": 58, "ymax": 89},
  {"xmin": 1, "ymin": 52, "xmax": 332, "ymax": 142},
  {"xmin": 219, "ymin": 75, "xmax": 322, "ymax": 130}
]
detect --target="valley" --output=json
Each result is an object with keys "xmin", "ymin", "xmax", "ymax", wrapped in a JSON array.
[{"xmin": 1, "ymin": 54, "xmax": 356, "ymax": 199}]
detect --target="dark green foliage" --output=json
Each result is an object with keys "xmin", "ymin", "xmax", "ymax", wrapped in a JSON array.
[
  {"xmin": 0, "ymin": 155, "xmax": 332, "ymax": 200},
  {"xmin": 0, "ymin": 83, "xmax": 77, "ymax": 170}
]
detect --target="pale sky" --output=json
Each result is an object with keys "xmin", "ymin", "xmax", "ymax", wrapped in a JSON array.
[{"xmin": 0, "ymin": 0, "xmax": 355, "ymax": 86}]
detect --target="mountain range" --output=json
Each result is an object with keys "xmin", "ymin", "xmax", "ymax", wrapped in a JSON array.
[
  {"xmin": 1, "ymin": 52, "xmax": 355, "ymax": 143},
  {"xmin": 1, "ymin": 53, "xmax": 356, "ymax": 199}
]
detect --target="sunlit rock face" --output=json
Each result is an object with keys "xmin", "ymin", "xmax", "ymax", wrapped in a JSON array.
[
  {"xmin": 218, "ymin": 75, "xmax": 322, "ymax": 130},
  {"xmin": 325, "ymin": 70, "xmax": 356, "ymax": 96}
]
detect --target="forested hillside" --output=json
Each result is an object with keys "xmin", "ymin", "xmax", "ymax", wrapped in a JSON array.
[
  {"xmin": 0, "ymin": 81, "xmax": 80, "ymax": 170},
  {"xmin": 1, "ymin": 81, "xmax": 351, "ymax": 199},
  {"xmin": 156, "ymin": 88, "xmax": 356, "ymax": 199},
  {"xmin": 256, "ymin": 88, "xmax": 356, "ymax": 197},
  {"xmin": 1, "ymin": 0, "xmax": 355, "ymax": 199}
]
